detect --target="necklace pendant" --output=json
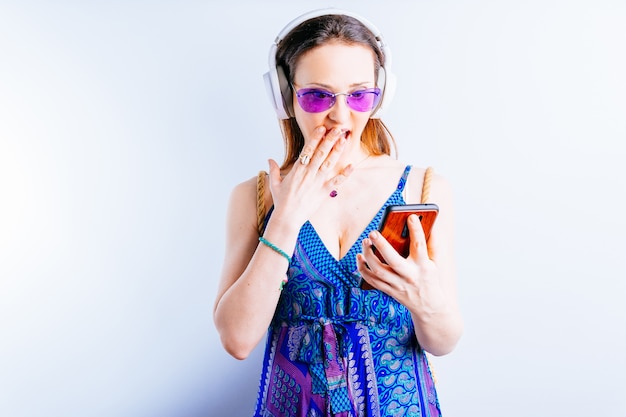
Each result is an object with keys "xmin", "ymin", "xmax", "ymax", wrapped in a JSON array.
[{"xmin": 329, "ymin": 190, "xmax": 338, "ymax": 198}]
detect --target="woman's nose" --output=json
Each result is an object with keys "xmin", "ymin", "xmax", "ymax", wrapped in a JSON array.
[{"xmin": 328, "ymin": 95, "xmax": 351, "ymax": 122}]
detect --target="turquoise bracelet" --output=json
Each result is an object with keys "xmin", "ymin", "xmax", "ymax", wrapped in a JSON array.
[
  {"xmin": 259, "ymin": 237, "xmax": 292, "ymax": 264},
  {"xmin": 259, "ymin": 237, "xmax": 291, "ymax": 290}
]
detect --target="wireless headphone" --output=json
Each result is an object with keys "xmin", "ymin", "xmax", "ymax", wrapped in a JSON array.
[{"xmin": 263, "ymin": 8, "xmax": 397, "ymax": 120}]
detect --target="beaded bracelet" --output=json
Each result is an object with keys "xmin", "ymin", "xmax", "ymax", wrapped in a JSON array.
[{"xmin": 258, "ymin": 237, "xmax": 291, "ymax": 290}]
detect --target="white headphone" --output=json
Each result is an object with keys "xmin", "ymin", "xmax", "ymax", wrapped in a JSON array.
[{"xmin": 263, "ymin": 8, "xmax": 397, "ymax": 120}]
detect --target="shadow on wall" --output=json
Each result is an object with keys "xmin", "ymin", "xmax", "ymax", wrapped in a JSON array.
[
  {"xmin": 146, "ymin": 344, "xmax": 262, "ymax": 417},
  {"xmin": 203, "ymin": 345, "xmax": 264, "ymax": 417}
]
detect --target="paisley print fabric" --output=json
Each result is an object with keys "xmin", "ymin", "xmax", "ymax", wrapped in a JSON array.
[{"xmin": 253, "ymin": 166, "xmax": 441, "ymax": 417}]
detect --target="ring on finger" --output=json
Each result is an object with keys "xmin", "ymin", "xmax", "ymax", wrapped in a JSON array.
[{"xmin": 299, "ymin": 153, "xmax": 311, "ymax": 165}]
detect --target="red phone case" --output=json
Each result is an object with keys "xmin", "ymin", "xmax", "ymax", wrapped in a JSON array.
[{"xmin": 377, "ymin": 203, "xmax": 439, "ymax": 259}]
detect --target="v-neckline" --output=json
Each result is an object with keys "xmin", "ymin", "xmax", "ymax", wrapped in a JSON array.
[
  {"xmin": 303, "ymin": 190, "xmax": 403, "ymax": 264},
  {"xmin": 263, "ymin": 165, "xmax": 412, "ymax": 266},
  {"xmin": 300, "ymin": 165, "xmax": 412, "ymax": 264}
]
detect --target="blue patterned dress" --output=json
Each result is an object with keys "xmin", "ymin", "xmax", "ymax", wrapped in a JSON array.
[{"xmin": 253, "ymin": 166, "xmax": 441, "ymax": 417}]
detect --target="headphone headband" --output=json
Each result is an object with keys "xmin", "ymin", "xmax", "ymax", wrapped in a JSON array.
[{"xmin": 263, "ymin": 8, "xmax": 396, "ymax": 120}]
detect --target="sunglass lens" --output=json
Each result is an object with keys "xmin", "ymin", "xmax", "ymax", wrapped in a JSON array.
[
  {"xmin": 297, "ymin": 90, "xmax": 334, "ymax": 113},
  {"xmin": 347, "ymin": 89, "xmax": 381, "ymax": 112}
]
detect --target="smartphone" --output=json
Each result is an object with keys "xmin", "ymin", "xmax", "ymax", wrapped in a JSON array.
[{"xmin": 373, "ymin": 203, "xmax": 439, "ymax": 261}]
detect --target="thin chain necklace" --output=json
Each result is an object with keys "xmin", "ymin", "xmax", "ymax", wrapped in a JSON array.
[{"xmin": 330, "ymin": 153, "xmax": 371, "ymax": 198}]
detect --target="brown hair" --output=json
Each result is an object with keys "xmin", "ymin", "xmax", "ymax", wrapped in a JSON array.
[{"xmin": 275, "ymin": 14, "xmax": 396, "ymax": 169}]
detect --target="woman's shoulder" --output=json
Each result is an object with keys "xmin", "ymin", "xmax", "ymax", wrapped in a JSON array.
[
  {"xmin": 230, "ymin": 174, "xmax": 258, "ymax": 199},
  {"xmin": 229, "ymin": 171, "xmax": 273, "ymax": 219},
  {"xmin": 227, "ymin": 172, "xmax": 268, "ymax": 212}
]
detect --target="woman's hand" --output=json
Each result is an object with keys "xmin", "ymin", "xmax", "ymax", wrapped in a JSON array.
[
  {"xmin": 357, "ymin": 214, "xmax": 447, "ymax": 316},
  {"xmin": 267, "ymin": 126, "xmax": 353, "ymax": 227}
]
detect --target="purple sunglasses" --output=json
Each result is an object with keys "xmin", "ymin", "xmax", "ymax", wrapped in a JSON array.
[{"xmin": 294, "ymin": 87, "xmax": 382, "ymax": 113}]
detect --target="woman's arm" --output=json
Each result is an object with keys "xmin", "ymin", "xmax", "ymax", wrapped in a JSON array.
[
  {"xmin": 212, "ymin": 177, "xmax": 300, "ymax": 360},
  {"xmin": 357, "ymin": 172, "xmax": 463, "ymax": 356},
  {"xmin": 214, "ymin": 127, "xmax": 353, "ymax": 360}
]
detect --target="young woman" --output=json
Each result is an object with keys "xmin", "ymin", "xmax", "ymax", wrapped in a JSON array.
[{"xmin": 214, "ymin": 9, "xmax": 462, "ymax": 416}]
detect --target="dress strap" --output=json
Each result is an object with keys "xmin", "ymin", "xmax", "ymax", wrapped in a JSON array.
[{"xmin": 397, "ymin": 165, "xmax": 412, "ymax": 192}]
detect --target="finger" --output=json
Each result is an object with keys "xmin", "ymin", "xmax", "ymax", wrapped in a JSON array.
[
  {"xmin": 360, "ymin": 236, "xmax": 399, "ymax": 278},
  {"xmin": 356, "ymin": 253, "xmax": 377, "ymax": 289},
  {"xmin": 323, "ymin": 161, "xmax": 354, "ymax": 193},
  {"xmin": 367, "ymin": 229, "xmax": 404, "ymax": 266},
  {"xmin": 267, "ymin": 159, "xmax": 282, "ymax": 189},
  {"xmin": 309, "ymin": 128, "xmax": 343, "ymax": 169},
  {"xmin": 356, "ymin": 251, "xmax": 395, "ymax": 293},
  {"xmin": 298, "ymin": 126, "xmax": 326, "ymax": 166},
  {"xmin": 407, "ymin": 214, "xmax": 429, "ymax": 261},
  {"xmin": 319, "ymin": 132, "xmax": 349, "ymax": 174}
]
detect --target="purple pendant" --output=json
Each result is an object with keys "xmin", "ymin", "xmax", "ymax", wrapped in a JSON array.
[{"xmin": 329, "ymin": 190, "xmax": 338, "ymax": 198}]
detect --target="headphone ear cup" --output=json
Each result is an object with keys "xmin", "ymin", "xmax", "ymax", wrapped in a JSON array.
[
  {"xmin": 384, "ymin": 70, "xmax": 397, "ymax": 111},
  {"xmin": 264, "ymin": 44, "xmax": 291, "ymax": 119},
  {"xmin": 276, "ymin": 66, "xmax": 294, "ymax": 118},
  {"xmin": 370, "ymin": 66, "xmax": 396, "ymax": 118}
]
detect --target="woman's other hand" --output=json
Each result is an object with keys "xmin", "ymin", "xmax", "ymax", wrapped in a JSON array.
[{"xmin": 267, "ymin": 126, "xmax": 353, "ymax": 228}]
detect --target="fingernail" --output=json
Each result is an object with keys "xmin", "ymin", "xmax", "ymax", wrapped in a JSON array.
[{"xmin": 316, "ymin": 126, "xmax": 326, "ymax": 134}]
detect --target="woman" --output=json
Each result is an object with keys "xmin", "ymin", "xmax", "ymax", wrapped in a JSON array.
[{"xmin": 213, "ymin": 9, "xmax": 462, "ymax": 416}]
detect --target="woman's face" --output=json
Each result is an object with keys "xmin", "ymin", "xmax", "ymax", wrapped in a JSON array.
[{"xmin": 291, "ymin": 42, "xmax": 378, "ymax": 147}]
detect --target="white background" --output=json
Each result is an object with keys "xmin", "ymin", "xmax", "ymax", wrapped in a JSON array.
[{"xmin": 1, "ymin": 1, "xmax": 625, "ymax": 416}]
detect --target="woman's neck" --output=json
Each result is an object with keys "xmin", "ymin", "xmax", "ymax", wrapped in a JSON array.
[{"xmin": 335, "ymin": 142, "xmax": 371, "ymax": 174}]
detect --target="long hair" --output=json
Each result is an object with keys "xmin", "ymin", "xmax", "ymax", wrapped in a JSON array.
[{"xmin": 275, "ymin": 14, "xmax": 397, "ymax": 169}]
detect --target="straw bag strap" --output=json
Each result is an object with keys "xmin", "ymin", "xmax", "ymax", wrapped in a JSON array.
[
  {"xmin": 420, "ymin": 166, "xmax": 434, "ymax": 204},
  {"xmin": 256, "ymin": 170, "xmax": 268, "ymax": 236}
]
